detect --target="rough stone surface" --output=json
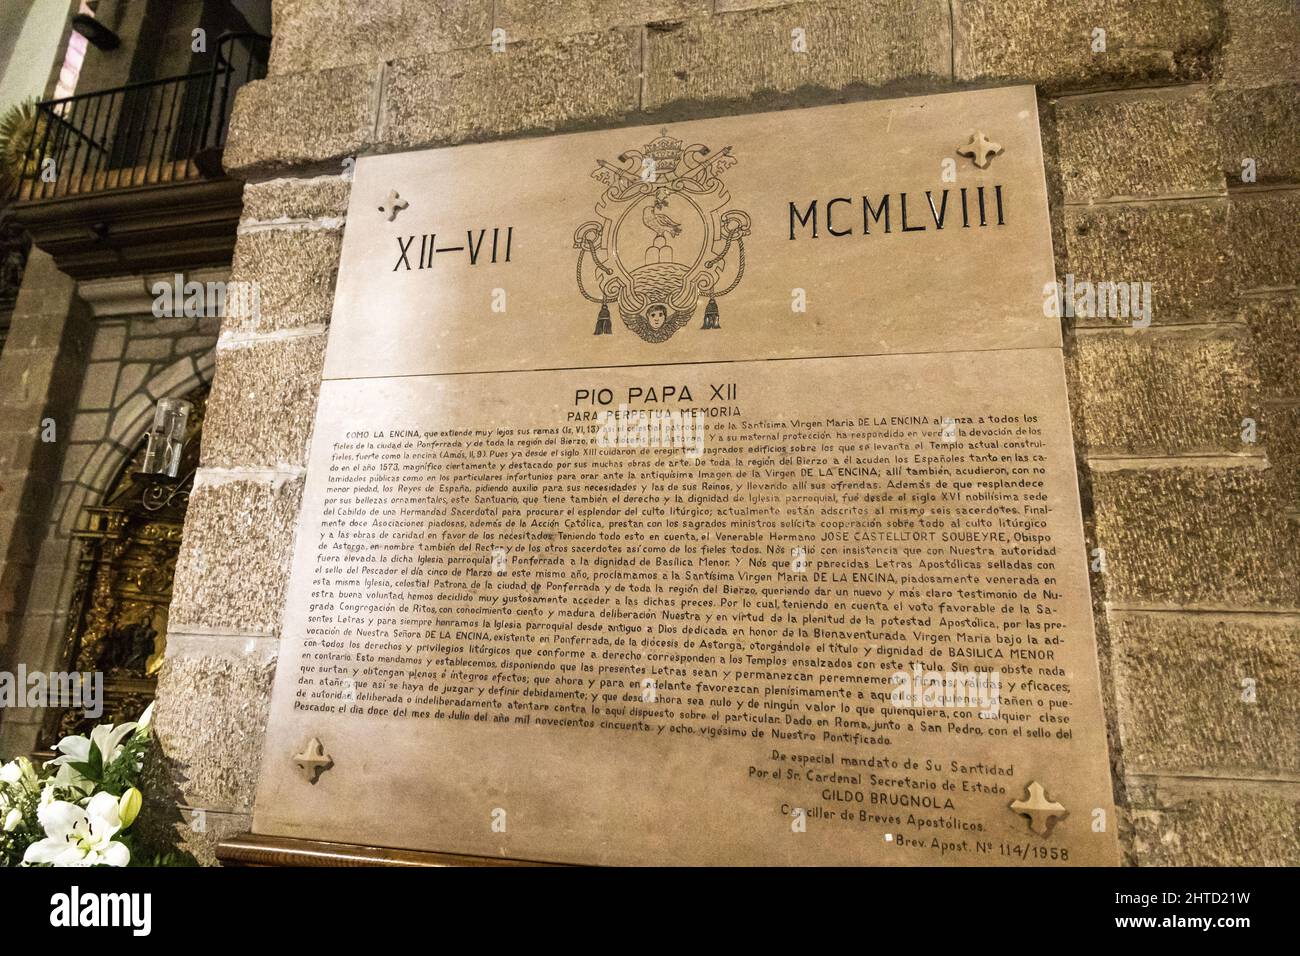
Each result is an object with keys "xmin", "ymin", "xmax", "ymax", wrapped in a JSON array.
[
  {"xmin": 954, "ymin": 0, "xmax": 1220, "ymax": 92},
  {"xmin": 1243, "ymin": 295, "xmax": 1300, "ymax": 401},
  {"xmin": 1126, "ymin": 780, "xmax": 1300, "ymax": 866},
  {"xmin": 224, "ymin": 64, "xmax": 378, "ymax": 174},
  {"xmin": 716, "ymin": 0, "xmax": 822, "ymax": 8},
  {"xmin": 226, "ymin": 228, "xmax": 343, "ymax": 334},
  {"xmin": 76, "ymin": 361, "xmax": 118, "ymax": 409},
  {"xmin": 1055, "ymin": 87, "xmax": 1223, "ymax": 202},
  {"xmin": 1063, "ymin": 200, "xmax": 1230, "ymax": 325},
  {"xmin": 644, "ymin": 1, "xmax": 950, "ymax": 110},
  {"xmin": 124, "ymin": 338, "xmax": 170, "ymax": 361},
  {"xmin": 129, "ymin": 0, "xmax": 1300, "ymax": 871},
  {"xmin": 137, "ymin": 808, "xmax": 253, "ymax": 867},
  {"xmin": 382, "ymin": 30, "xmax": 640, "ymax": 148},
  {"xmin": 202, "ymin": 335, "xmax": 327, "ymax": 469},
  {"xmin": 1215, "ymin": 0, "xmax": 1300, "ymax": 88},
  {"xmin": 1068, "ymin": 327, "xmax": 1256, "ymax": 455},
  {"xmin": 241, "ymin": 176, "xmax": 352, "ymax": 223},
  {"xmin": 149, "ymin": 650, "xmax": 277, "ymax": 812},
  {"xmin": 1260, "ymin": 402, "xmax": 1300, "ymax": 509},
  {"xmin": 169, "ymin": 479, "xmax": 305, "ymax": 635},
  {"xmin": 0, "ymin": 707, "xmax": 41, "ymax": 760},
  {"xmin": 1213, "ymin": 85, "xmax": 1300, "ymax": 187},
  {"xmin": 1092, "ymin": 467, "xmax": 1300, "ymax": 608},
  {"xmin": 148, "ymin": 356, "xmax": 200, "ymax": 400},
  {"xmin": 269, "ymin": 0, "xmax": 491, "ymax": 75},
  {"xmin": 90, "ymin": 325, "xmax": 126, "ymax": 360},
  {"xmin": 498, "ymin": 0, "xmax": 708, "ymax": 42},
  {"xmin": 1227, "ymin": 189, "xmax": 1300, "ymax": 293},
  {"xmin": 0, "ymin": 252, "xmax": 93, "ymax": 680},
  {"xmin": 1111, "ymin": 613, "xmax": 1300, "ymax": 776}
]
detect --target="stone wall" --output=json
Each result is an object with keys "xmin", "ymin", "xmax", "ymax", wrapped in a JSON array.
[
  {"xmin": 153, "ymin": 0, "xmax": 1299, "ymax": 864},
  {"xmin": 0, "ymin": 251, "xmax": 93, "ymax": 755},
  {"xmin": 0, "ymin": 272, "xmax": 219, "ymax": 757}
]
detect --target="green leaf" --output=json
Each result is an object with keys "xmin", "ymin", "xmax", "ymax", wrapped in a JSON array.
[{"xmin": 86, "ymin": 740, "xmax": 104, "ymax": 781}]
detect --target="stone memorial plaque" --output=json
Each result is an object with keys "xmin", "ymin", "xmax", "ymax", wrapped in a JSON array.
[{"xmin": 250, "ymin": 86, "xmax": 1120, "ymax": 865}]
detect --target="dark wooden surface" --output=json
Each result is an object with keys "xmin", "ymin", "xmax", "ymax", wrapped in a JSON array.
[{"xmin": 215, "ymin": 832, "xmax": 558, "ymax": 867}]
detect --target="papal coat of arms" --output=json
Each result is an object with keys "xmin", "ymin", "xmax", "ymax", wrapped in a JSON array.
[{"xmin": 574, "ymin": 129, "xmax": 751, "ymax": 343}]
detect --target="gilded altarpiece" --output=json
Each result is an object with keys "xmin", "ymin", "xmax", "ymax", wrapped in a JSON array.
[{"xmin": 41, "ymin": 387, "xmax": 207, "ymax": 745}]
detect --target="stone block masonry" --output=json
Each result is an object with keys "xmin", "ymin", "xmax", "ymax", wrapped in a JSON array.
[
  {"xmin": 0, "ymin": 253, "xmax": 94, "ymax": 756},
  {"xmin": 150, "ymin": 177, "xmax": 344, "ymax": 863},
  {"xmin": 0, "ymin": 264, "xmax": 221, "ymax": 758},
  {"xmin": 149, "ymin": 0, "xmax": 1300, "ymax": 864}
]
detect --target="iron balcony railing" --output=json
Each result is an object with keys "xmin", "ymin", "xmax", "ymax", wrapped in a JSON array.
[{"xmin": 17, "ymin": 31, "xmax": 270, "ymax": 201}]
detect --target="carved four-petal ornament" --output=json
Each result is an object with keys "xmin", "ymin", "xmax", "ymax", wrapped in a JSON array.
[
  {"xmin": 293, "ymin": 737, "xmax": 333, "ymax": 784},
  {"xmin": 379, "ymin": 189, "xmax": 409, "ymax": 221},
  {"xmin": 957, "ymin": 131, "xmax": 1004, "ymax": 169},
  {"xmin": 1010, "ymin": 780, "xmax": 1067, "ymax": 836}
]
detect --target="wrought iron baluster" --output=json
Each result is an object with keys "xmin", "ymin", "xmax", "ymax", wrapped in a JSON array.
[
  {"xmin": 140, "ymin": 82, "xmax": 164, "ymax": 186},
  {"xmin": 33, "ymin": 102, "xmax": 55, "ymax": 199},
  {"xmin": 90, "ymin": 89, "xmax": 116, "ymax": 188},
  {"xmin": 17, "ymin": 34, "xmax": 269, "ymax": 201},
  {"xmin": 213, "ymin": 55, "xmax": 234, "ymax": 147},
  {"xmin": 59, "ymin": 101, "xmax": 81, "ymax": 198},
  {"xmin": 159, "ymin": 77, "xmax": 184, "ymax": 182},
  {"xmin": 130, "ymin": 85, "xmax": 153, "ymax": 186},
  {"xmin": 79, "ymin": 92, "xmax": 104, "ymax": 193},
  {"xmin": 181, "ymin": 74, "xmax": 203, "ymax": 178},
  {"xmin": 120, "ymin": 86, "xmax": 146, "ymax": 188}
]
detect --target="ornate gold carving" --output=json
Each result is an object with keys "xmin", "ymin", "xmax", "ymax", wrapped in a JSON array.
[{"xmin": 41, "ymin": 385, "xmax": 208, "ymax": 745}]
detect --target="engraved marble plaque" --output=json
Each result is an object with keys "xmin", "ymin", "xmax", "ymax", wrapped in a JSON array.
[{"xmin": 250, "ymin": 86, "xmax": 1120, "ymax": 865}]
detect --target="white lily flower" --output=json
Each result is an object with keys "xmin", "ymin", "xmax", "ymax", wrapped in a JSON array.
[
  {"xmin": 93, "ymin": 720, "xmax": 138, "ymax": 763},
  {"xmin": 1, "ymin": 756, "xmax": 40, "ymax": 791},
  {"xmin": 49, "ymin": 720, "xmax": 138, "ymax": 772},
  {"xmin": 48, "ymin": 735, "xmax": 91, "ymax": 770},
  {"xmin": 22, "ymin": 792, "xmax": 130, "ymax": 867},
  {"xmin": 50, "ymin": 761, "xmax": 93, "ymax": 795}
]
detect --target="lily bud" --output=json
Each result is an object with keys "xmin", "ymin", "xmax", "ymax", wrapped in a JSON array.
[
  {"xmin": 3, "ymin": 807, "xmax": 21, "ymax": 831},
  {"xmin": 118, "ymin": 787, "xmax": 143, "ymax": 828}
]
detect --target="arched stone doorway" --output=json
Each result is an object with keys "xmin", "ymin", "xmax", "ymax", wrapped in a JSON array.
[{"xmin": 39, "ymin": 383, "xmax": 207, "ymax": 746}]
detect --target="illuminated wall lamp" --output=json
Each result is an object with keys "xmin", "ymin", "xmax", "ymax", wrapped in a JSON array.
[{"xmin": 139, "ymin": 398, "xmax": 192, "ymax": 479}]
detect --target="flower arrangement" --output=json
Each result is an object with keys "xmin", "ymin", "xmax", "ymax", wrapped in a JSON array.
[{"xmin": 0, "ymin": 703, "xmax": 166, "ymax": 867}]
